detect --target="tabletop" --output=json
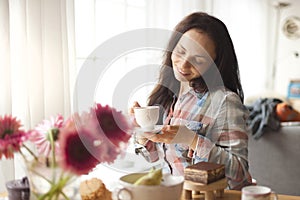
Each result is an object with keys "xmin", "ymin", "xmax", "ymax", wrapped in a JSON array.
[
  {"xmin": 181, "ymin": 190, "xmax": 300, "ymax": 200},
  {"xmin": 1, "ymin": 190, "xmax": 300, "ymax": 200}
]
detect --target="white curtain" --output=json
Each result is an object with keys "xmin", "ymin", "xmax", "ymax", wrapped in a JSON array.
[
  {"xmin": 74, "ymin": 0, "xmax": 213, "ymax": 109},
  {"xmin": 0, "ymin": 0, "xmax": 75, "ymax": 191},
  {"xmin": 75, "ymin": 0, "xmax": 272, "ymax": 106}
]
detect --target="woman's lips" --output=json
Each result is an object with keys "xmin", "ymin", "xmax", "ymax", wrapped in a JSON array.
[{"xmin": 178, "ymin": 68, "xmax": 190, "ymax": 76}]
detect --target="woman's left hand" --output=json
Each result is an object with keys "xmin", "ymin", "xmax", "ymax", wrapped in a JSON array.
[
  {"xmin": 144, "ymin": 125, "xmax": 198, "ymax": 147},
  {"xmin": 144, "ymin": 125, "xmax": 180, "ymax": 144}
]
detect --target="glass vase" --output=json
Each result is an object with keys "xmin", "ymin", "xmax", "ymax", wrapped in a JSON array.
[{"xmin": 25, "ymin": 159, "xmax": 80, "ymax": 200}]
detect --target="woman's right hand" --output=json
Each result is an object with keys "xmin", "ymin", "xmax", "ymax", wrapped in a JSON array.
[
  {"xmin": 129, "ymin": 101, "xmax": 150, "ymax": 145},
  {"xmin": 128, "ymin": 101, "xmax": 141, "ymax": 117},
  {"xmin": 128, "ymin": 101, "xmax": 141, "ymax": 127},
  {"xmin": 128, "ymin": 101, "xmax": 143, "ymax": 130}
]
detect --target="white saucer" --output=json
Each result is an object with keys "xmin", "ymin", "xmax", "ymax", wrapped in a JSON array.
[{"xmin": 134, "ymin": 125, "xmax": 163, "ymax": 134}]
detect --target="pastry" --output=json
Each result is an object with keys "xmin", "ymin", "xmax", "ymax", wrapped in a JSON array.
[
  {"xmin": 184, "ymin": 162, "xmax": 225, "ymax": 184},
  {"xmin": 79, "ymin": 178, "xmax": 112, "ymax": 200}
]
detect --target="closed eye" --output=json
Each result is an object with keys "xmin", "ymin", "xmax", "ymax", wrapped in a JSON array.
[
  {"xmin": 175, "ymin": 48, "xmax": 185, "ymax": 55},
  {"xmin": 194, "ymin": 59, "xmax": 204, "ymax": 65},
  {"xmin": 174, "ymin": 44, "xmax": 186, "ymax": 55},
  {"xmin": 194, "ymin": 56, "xmax": 207, "ymax": 66}
]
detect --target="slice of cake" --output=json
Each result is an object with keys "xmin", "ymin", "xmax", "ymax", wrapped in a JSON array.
[
  {"xmin": 79, "ymin": 178, "xmax": 112, "ymax": 200},
  {"xmin": 184, "ymin": 162, "xmax": 225, "ymax": 184}
]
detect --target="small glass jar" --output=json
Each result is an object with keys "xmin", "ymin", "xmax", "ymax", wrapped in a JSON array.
[{"xmin": 5, "ymin": 177, "xmax": 30, "ymax": 200}]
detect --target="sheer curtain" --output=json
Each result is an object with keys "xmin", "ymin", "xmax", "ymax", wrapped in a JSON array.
[
  {"xmin": 0, "ymin": 0, "xmax": 75, "ymax": 191},
  {"xmin": 74, "ymin": 0, "xmax": 213, "ymax": 109},
  {"xmin": 74, "ymin": 0, "xmax": 271, "ymax": 109}
]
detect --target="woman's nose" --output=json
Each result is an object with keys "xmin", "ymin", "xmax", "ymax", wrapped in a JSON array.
[{"xmin": 181, "ymin": 58, "xmax": 192, "ymax": 69}]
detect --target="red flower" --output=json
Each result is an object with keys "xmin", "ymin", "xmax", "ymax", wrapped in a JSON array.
[
  {"xmin": 0, "ymin": 115, "xmax": 28, "ymax": 159},
  {"xmin": 70, "ymin": 108, "xmax": 128, "ymax": 164},
  {"xmin": 58, "ymin": 120, "xmax": 99, "ymax": 175},
  {"xmin": 93, "ymin": 104, "xmax": 131, "ymax": 147},
  {"xmin": 0, "ymin": 104, "xmax": 133, "ymax": 177},
  {"xmin": 93, "ymin": 136, "xmax": 123, "ymax": 164}
]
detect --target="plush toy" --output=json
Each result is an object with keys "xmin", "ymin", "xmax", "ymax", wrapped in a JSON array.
[{"xmin": 275, "ymin": 102, "xmax": 300, "ymax": 122}]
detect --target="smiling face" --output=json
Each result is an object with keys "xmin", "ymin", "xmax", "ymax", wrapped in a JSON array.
[{"xmin": 171, "ymin": 29, "xmax": 216, "ymax": 82}]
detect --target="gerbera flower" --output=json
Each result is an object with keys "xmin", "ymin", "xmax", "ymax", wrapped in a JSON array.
[
  {"xmin": 0, "ymin": 115, "xmax": 28, "ymax": 159},
  {"xmin": 30, "ymin": 114, "xmax": 64, "ymax": 157},
  {"xmin": 93, "ymin": 104, "xmax": 132, "ymax": 147},
  {"xmin": 58, "ymin": 120, "xmax": 99, "ymax": 175},
  {"xmin": 94, "ymin": 138, "xmax": 122, "ymax": 164},
  {"xmin": 72, "ymin": 110, "xmax": 123, "ymax": 164}
]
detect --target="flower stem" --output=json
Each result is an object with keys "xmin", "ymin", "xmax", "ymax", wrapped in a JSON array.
[
  {"xmin": 48, "ymin": 129, "xmax": 57, "ymax": 184},
  {"xmin": 37, "ymin": 175, "xmax": 71, "ymax": 200},
  {"xmin": 22, "ymin": 144, "xmax": 38, "ymax": 161},
  {"xmin": 29, "ymin": 167, "xmax": 52, "ymax": 184},
  {"xmin": 48, "ymin": 129, "xmax": 56, "ymax": 168}
]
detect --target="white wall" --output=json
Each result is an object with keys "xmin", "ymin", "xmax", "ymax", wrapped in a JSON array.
[
  {"xmin": 274, "ymin": 0, "xmax": 300, "ymax": 98},
  {"xmin": 217, "ymin": 0, "xmax": 300, "ymax": 103},
  {"xmin": 211, "ymin": 0, "xmax": 272, "ymax": 101}
]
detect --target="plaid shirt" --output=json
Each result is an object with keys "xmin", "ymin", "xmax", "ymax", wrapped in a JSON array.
[{"xmin": 162, "ymin": 87, "xmax": 252, "ymax": 190}]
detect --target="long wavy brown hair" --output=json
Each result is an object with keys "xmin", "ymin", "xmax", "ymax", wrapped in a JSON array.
[{"xmin": 148, "ymin": 12, "xmax": 244, "ymax": 114}]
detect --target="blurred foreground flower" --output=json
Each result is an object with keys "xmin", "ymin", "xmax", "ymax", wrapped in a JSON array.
[
  {"xmin": 58, "ymin": 119, "xmax": 100, "ymax": 175},
  {"xmin": 29, "ymin": 114, "xmax": 64, "ymax": 157},
  {"xmin": 94, "ymin": 104, "xmax": 131, "ymax": 147},
  {"xmin": 1, "ymin": 103, "xmax": 133, "ymax": 200},
  {"xmin": 0, "ymin": 115, "xmax": 28, "ymax": 159}
]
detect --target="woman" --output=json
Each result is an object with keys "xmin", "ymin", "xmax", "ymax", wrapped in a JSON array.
[{"xmin": 132, "ymin": 12, "xmax": 252, "ymax": 190}]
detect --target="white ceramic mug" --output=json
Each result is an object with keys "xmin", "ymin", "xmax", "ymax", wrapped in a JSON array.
[
  {"xmin": 114, "ymin": 173, "xmax": 184, "ymax": 200},
  {"xmin": 134, "ymin": 106, "xmax": 159, "ymax": 131},
  {"xmin": 242, "ymin": 186, "xmax": 278, "ymax": 200}
]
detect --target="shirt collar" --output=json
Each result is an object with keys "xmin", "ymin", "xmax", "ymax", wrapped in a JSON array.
[{"xmin": 181, "ymin": 87, "xmax": 207, "ymax": 99}]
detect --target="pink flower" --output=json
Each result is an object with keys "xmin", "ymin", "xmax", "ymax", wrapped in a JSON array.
[
  {"xmin": 93, "ymin": 104, "xmax": 132, "ymax": 147},
  {"xmin": 94, "ymin": 138, "xmax": 122, "ymax": 164},
  {"xmin": 58, "ymin": 120, "xmax": 99, "ymax": 175},
  {"xmin": 0, "ymin": 104, "xmax": 133, "ymax": 177},
  {"xmin": 30, "ymin": 115, "xmax": 64, "ymax": 157},
  {"xmin": 72, "ymin": 110, "xmax": 124, "ymax": 164},
  {"xmin": 0, "ymin": 115, "xmax": 28, "ymax": 159}
]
